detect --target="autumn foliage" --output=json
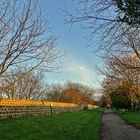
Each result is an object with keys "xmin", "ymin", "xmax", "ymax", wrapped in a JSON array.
[
  {"xmin": 102, "ymin": 54, "xmax": 140, "ymax": 110},
  {"xmin": 47, "ymin": 82, "xmax": 95, "ymax": 105}
]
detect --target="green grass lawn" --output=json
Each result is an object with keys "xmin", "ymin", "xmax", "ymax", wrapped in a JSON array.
[
  {"xmin": 116, "ymin": 110, "xmax": 140, "ymax": 129},
  {"xmin": 0, "ymin": 108, "xmax": 104, "ymax": 140}
]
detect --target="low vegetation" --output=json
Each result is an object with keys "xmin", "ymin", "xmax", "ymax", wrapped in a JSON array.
[
  {"xmin": 115, "ymin": 110, "xmax": 140, "ymax": 129},
  {"xmin": 0, "ymin": 108, "xmax": 104, "ymax": 140}
]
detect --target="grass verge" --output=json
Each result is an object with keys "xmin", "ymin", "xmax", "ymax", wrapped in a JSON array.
[
  {"xmin": 0, "ymin": 108, "xmax": 104, "ymax": 140},
  {"xmin": 115, "ymin": 110, "xmax": 140, "ymax": 129}
]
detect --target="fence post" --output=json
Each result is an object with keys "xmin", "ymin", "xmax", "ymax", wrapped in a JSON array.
[
  {"xmin": 50, "ymin": 103, "xmax": 53, "ymax": 115},
  {"xmin": 42, "ymin": 100, "xmax": 44, "ymax": 106}
]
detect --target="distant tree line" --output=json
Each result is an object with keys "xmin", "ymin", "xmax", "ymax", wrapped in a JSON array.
[
  {"xmin": 0, "ymin": 69, "xmax": 95, "ymax": 105},
  {"xmin": 47, "ymin": 81, "xmax": 95, "ymax": 105}
]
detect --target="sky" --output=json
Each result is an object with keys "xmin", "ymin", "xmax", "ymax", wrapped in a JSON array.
[{"xmin": 39, "ymin": 0, "xmax": 104, "ymax": 88}]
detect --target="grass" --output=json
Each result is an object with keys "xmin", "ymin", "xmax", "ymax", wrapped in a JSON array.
[
  {"xmin": 0, "ymin": 108, "xmax": 104, "ymax": 140},
  {"xmin": 114, "ymin": 109, "xmax": 140, "ymax": 129}
]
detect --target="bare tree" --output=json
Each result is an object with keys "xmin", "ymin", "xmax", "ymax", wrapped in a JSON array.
[
  {"xmin": 65, "ymin": 0, "xmax": 140, "ymax": 67},
  {"xmin": 0, "ymin": 0, "xmax": 63, "ymax": 77},
  {"xmin": 0, "ymin": 68, "xmax": 48, "ymax": 100},
  {"xmin": 47, "ymin": 83, "xmax": 64, "ymax": 102}
]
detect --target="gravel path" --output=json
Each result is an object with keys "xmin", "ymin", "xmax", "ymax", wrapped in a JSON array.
[{"xmin": 100, "ymin": 109, "xmax": 140, "ymax": 140}]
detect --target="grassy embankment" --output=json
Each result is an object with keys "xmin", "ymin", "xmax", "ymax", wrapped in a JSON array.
[
  {"xmin": 114, "ymin": 109, "xmax": 140, "ymax": 129},
  {"xmin": 0, "ymin": 108, "xmax": 104, "ymax": 140}
]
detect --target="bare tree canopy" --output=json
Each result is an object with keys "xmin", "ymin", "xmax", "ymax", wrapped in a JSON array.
[
  {"xmin": 0, "ymin": 0, "xmax": 62, "ymax": 77},
  {"xmin": 65, "ymin": 0, "xmax": 140, "ymax": 70},
  {"xmin": 65, "ymin": 1, "xmax": 140, "ymax": 50},
  {"xmin": 66, "ymin": 0, "xmax": 140, "ymax": 27}
]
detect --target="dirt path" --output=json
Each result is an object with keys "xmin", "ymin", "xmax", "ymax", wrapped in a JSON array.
[{"xmin": 100, "ymin": 109, "xmax": 140, "ymax": 140}]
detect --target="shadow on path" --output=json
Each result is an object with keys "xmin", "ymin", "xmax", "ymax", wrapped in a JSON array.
[{"xmin": 100, "ymin": 109, "xmax": 140, "ymax": 140}]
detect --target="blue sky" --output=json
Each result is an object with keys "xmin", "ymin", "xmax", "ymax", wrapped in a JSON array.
[{"xmin": 39, "ymin": 0, "xmax": 104, "ymax": 88}]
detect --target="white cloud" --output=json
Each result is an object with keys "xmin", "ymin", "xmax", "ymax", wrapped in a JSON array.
[
  {"xmin": 79, "ymin": 66, "xmax": 85, "ymax": 71},
  {"xmin": 63, "ymin": 53, "xmax": 95, "ymax": 87}
]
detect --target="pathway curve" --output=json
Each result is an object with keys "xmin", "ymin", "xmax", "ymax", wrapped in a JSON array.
[{"xmin": 100, "ymin": 109, "xmax": 140, "ymax": 140}]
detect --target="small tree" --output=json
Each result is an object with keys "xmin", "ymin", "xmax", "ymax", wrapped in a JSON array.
[{"xmin": 0, "ymin": 69, "xmax": 47, "ymax": 100}]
